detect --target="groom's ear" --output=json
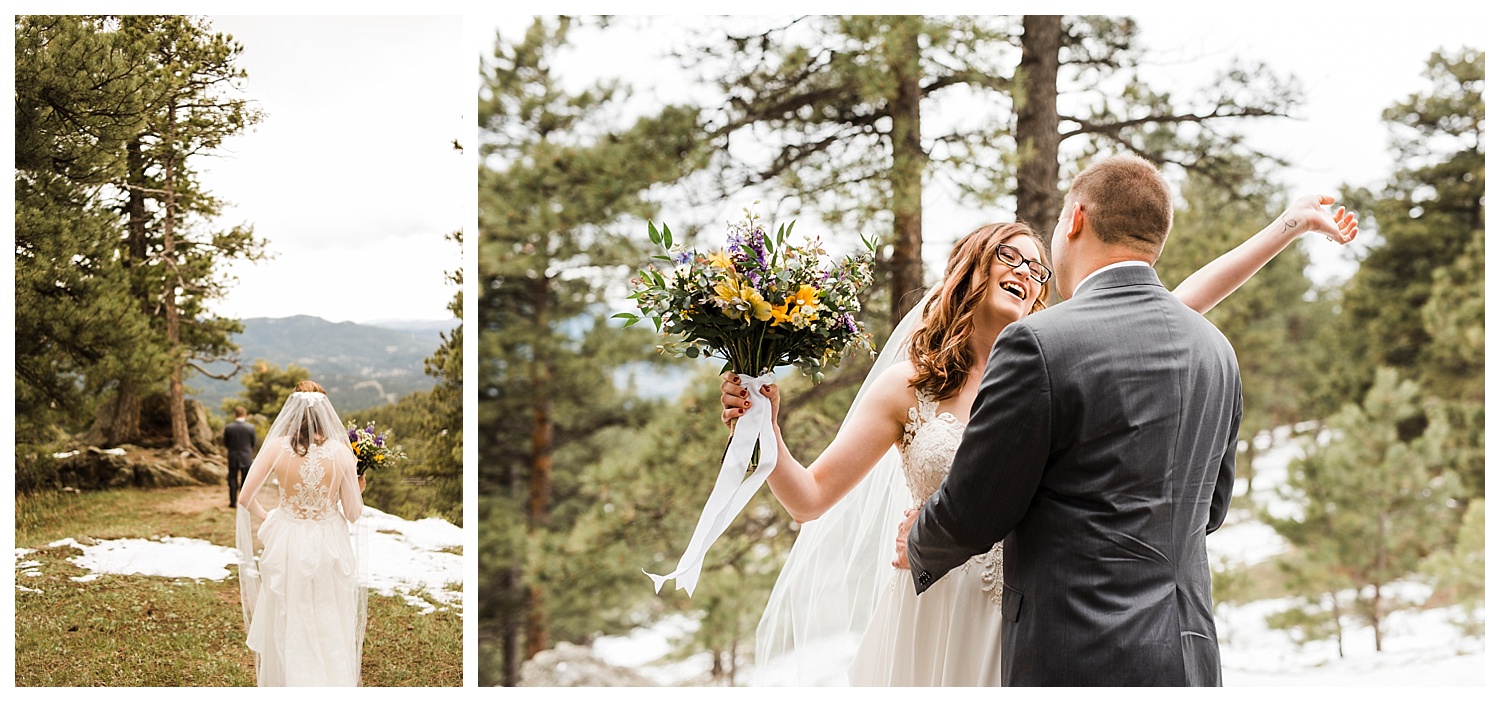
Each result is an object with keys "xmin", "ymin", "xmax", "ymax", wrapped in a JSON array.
[{"xmin": 1066, "ymin": 202, "xmax": 1087, "ymax": 240}]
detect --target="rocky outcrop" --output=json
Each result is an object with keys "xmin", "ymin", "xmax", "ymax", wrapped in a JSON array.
[
  {"xmin": 81, "ymin": 392, "xmax": 219, "ymax": 455},
  {"xmin": 138, "ymin": 395, "xmax": 218, "ymax": 455},
  {"xmin": 51, "ymin": 444, "xmax": 228, "ymax": 491},
  {"xmin": 55, "ymin": 389, "xmax": 229, "ymax": 491},
  {"xmin": 518, "ymin": 642, "xmax": 657, "ymax": 687}
]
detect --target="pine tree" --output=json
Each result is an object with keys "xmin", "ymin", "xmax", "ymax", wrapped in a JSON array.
[
  {"xmin": 477, "ymin": 17, "xmax": 708, "ymax": 685},
  {"xmin": 1419, "ymin": 498, "xmax": 1484, "ymax": 637},
  {"xmin": 114, "ymin": 15, "xmax": 267, "ymax": 450},
  {"xmin": 1265, "ymin": 369, "xmax": 1463, "ymax": 652},
  {"xmin": 416, "ymin": 231, "xmax": 465, "ymax": 526},
  {"xmin": 224, "ymin": 360, "xmax": 311, "ymax": 419}
]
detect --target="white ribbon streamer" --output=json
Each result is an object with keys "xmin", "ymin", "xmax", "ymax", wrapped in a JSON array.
[{"xmin": 646, "ymin": 372, "xmax": 780, "ymax": 597}]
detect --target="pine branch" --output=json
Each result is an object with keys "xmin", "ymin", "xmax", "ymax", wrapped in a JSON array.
[{"xmin": 186, "ymin": 358, "xmax": 241, "ymax": 380}]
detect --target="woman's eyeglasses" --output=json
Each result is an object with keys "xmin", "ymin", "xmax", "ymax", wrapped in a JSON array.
[{"xmin": 996, "ymin": 244, "xmax": 1052, "ymax": 285}]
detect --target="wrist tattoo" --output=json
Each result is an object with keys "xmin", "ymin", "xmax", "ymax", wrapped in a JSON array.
[{"xmin": 1281, "ymin": 217, "xmax": 1299, "ymax": 232}]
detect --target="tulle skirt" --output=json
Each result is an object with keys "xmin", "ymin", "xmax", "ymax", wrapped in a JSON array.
[
  {"xmin": 246, "ymin": 509, "xmax": 362, "ymax": 686},
  {"xmin": 847, "ymin": 559, "xmax": 1005, "ymax": 686}
]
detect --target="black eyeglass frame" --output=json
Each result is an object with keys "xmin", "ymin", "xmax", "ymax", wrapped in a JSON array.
[{"xmin": 995, "ymin": 243, "xmax": 1052, "ymax": 285}]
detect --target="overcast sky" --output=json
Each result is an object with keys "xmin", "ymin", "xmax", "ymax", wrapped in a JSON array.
[
  {"xmin": 472, "ymin": 9, "xmax": 1487, "ymax": 287},
  {"xmin": 200, "ymin": 15, "xmax": 467, "ymax": 325}
]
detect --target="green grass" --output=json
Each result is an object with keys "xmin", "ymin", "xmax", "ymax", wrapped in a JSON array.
[{"xmin": 15, "ymin": 485, "xmax": 461, "ymax": 687}]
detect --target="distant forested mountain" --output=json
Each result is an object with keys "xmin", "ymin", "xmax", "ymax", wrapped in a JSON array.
[{"xmin": 189, "ymin": 316, "xmax": 454, "ymax": 415}]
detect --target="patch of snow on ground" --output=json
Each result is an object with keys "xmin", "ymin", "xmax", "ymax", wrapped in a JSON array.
[
  {"xmin": 15, "ymin": 548, "xmax": 44, "ymax": 586},
  {"xmin": 363, "ymin": 507, "xmax": 464, "ymax": 613},
  {"xmin": 16, "ymin": 508, "xmax": 463, "ymax": 613},
  {"xmin": 57, "ymin": 536, "xmax": 239, "ymax": 580},
  {"xmin": 592, "ymin": 614, "xmax": 714, "ymax": 686},
  {"xmin": 1220, "ymin": 585, "xmax": 1484, "ymax": 685}
]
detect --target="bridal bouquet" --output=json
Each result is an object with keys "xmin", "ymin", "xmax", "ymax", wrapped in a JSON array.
[
  {"xmin": 619, "ymin": 207, "xmax": 876, "ymax": 381},
  {"xmin": 346, "ymin": 422, "xmax": 407, "ymax": 477},
  {"xmin": 623, "ymin": 207, "xmax": 876, "ymax": 597}
]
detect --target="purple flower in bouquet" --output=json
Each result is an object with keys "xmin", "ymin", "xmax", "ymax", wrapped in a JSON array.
[{"xmin": 746, "ymin": 229, "xmax": 768, "ymax": 265}]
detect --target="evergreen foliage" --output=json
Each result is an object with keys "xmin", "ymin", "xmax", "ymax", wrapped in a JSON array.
[
  {"xmin": 1321, "ymin": 48, "xmax": 1484, "ymax": 415},
  {"xmin": 224, "ymin": 360, "xmax": 311, "ymax": 420},
  {"xmin": 477, "ymin": 17, "xmax": 709, "ymax": 685},
  {"xmin": 1264, "ymin": 369, "xmax": 1463, "ymax": 652},
  {"xmin": 14, "ymin": 15, "xmax": 265, "ymax": 452}
]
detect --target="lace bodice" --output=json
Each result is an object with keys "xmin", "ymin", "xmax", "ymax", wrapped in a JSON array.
[
  {"xmin": 898, "ymin": 389, "xmax": 1004, "ymax": 607},
  {"xmin": 276, "ymin": 442, "xmax": 340, "ymax": 520},
  {"xmin": 898, "ymin": 390, "xmax": 966, "ymax": 507}
]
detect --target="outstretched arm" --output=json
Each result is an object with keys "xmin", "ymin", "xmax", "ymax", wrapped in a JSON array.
[
  {"xmin": 720, "ymin": 367, "xmax": 908, "ymax": 523},
  {"xmin": 1173, "ymin": 195, "xmax": 1358, "ymax": 314}
]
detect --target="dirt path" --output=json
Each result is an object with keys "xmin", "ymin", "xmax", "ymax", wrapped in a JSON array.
[{"xmin": 160, "ymin": 484, "xmax": 229, "ymax": 515}]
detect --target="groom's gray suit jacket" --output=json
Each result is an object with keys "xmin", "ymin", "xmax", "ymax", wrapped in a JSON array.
[{"xmin": 907, "ymin": 264, "xmax": 1242, "ymax": 686}]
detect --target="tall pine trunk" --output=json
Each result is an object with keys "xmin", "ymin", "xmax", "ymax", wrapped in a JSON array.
[
  {"xmin": 106, "ymin": 138, "xmax": 154, "ymax": 446},
  {"xmin": 1015, "ymin": 15, "xmax": 1063, "ymax": 245},
  {"xmin": 1373, "ymin": 511, "xmax": 1387, "ymax": 652},
  {"xmin": 162, "ymin": 103, "xmax": 191, "ymax": 450},
  {"xmin": 498, "ymin": 440, "xmax": 523, "ymax": 685},
  {"xmin": 525, "ymin": 277, "xmax": 553, "ymax": 658},
  {"xmin": 499, "ymin": 567, "xmax": 521, "ymax": 685},
  {"xmin": 885, "ymin": 16, "xmax": 926, "ymax": 327}
]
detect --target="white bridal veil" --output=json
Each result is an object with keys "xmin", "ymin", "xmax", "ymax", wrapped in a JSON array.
[
  {"xmin": 752, "ymin": 290, "xmax": 936, "ymax": 685},
  {"xmin": 235, "ymin": 390, "xmax": 369, "ymax": 686}
]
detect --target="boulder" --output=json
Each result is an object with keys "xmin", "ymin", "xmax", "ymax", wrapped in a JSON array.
[
  {"xmin": 518, "ymin": 642, "xmax": 657, "ymax": 687},
  {"xmin": 83, "ymin": 391, "xmax": 222, "ymax": 456},
  {"xmin": 52, "ymin": 444, "xmax": 228, "ymax": 490}
]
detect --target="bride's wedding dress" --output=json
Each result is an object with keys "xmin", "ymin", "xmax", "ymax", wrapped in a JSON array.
[
  {"xmin": 846, "ymin": 390, "xmax": 1005, "ymax": 686},
  {"xmin": 237, "ymin": 392, "xmax": 367, "ymax": 687}
]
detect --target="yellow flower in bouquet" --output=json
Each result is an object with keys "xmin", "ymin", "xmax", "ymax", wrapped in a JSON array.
[
  {"xmin": 706, "ymin": 250, "xmax": 735, "ymax": 270},
  {"xmin": 713, "ymin": 278, "xmax": 774, "ymax": 322},
  {"xmin": 777, "ymin": 284, "xmax": 821, "ymax": 329}
]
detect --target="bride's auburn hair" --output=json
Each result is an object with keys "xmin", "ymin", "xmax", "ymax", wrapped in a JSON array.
[
  {"xmin": 908, "ymin": 222, "xmax": 1051, "ymax": 401},
  {"xmin": 290, "ymin": 380, "xmax": 329, "ymax": 456}
]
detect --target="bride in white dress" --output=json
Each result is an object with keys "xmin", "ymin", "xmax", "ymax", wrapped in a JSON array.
[
  {"xmin": 727, "ymin": 197, "xmax": 1357, "ymax": 685},
  {"xmin": 235, "ymin": 380, "xmax": 368, "ymax": 686}
]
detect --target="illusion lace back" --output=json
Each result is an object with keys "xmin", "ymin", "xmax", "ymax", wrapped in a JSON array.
[
  {"xmin": 277, "ymin": 442, "xmax": 340, "ymax": 520},
  {"xmin": 846, "ymin": 389, "xmax": 1006, "ymax": 686}
]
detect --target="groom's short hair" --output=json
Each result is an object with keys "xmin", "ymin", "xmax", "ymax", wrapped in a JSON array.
[
  {"xmin": 1066, "ymin": 154, "xmax": 1174, "ymax": 258},
  {"xmin": 234, "ymin": 406, "xmax": 247, "ymax": 418}
]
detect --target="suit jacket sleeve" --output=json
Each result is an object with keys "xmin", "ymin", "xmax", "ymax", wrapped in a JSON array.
[
  {"xmin": 1207, "ymin": 373, "xmax": 1242, "ymax": 535},
  {"xmin": 907, "ymin": 321, "xmax": 1052, "ymax": 594}
]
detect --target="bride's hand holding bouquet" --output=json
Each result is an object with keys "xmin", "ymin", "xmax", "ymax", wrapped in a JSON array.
[{"xmin": 621, "ymin": 207, "xmax": 877, "ymax": 596}]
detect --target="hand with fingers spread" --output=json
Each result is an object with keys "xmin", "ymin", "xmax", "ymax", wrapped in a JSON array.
[{"xmin": 1280, "ymin": 194, "xmax": 1359, "ymax": 245}]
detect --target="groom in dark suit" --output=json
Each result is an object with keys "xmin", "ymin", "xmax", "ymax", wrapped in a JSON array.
[
  {"xmin": 904, "ymin": 154, "xmax": 1242, "ymax": 686},
  {"xmin": 224, "ymin": 406, "xmax": 258, "ymax": 509}
]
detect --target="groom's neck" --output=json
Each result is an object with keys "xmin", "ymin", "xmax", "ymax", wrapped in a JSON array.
[{"xmin": 1059, "ymin": 237, "xmax": 1156, "ymax": 299}]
